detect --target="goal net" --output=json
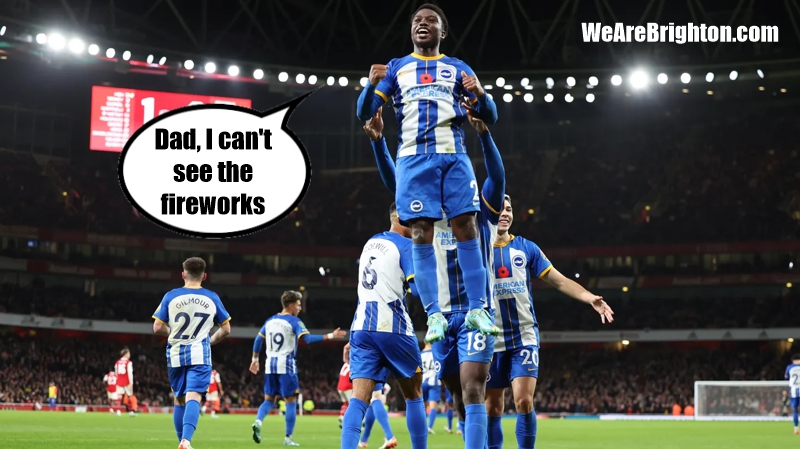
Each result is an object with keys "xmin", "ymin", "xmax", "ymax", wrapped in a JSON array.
[{"xmin": 694, "ymin": 381, "xmax": 791, "ymax": 421}]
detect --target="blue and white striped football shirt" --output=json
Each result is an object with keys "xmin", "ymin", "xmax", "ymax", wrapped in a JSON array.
[{"xmin": 259, "ymin": 314, "xmax": 309, "ymax": 375}]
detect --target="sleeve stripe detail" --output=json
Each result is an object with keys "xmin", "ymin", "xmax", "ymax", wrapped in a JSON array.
[
  {"xmin": 375, "ymin": 90, "xmax": 388, "ymax": 102},
  {"xmin": 470, "ymin": 97, "xmax": 479, "ymax": 104},
  {"xmin": 152, "ymin": 316, "xmax": 167, "ymax": 325},
  {"xmin": 258, "ymin": 333, "xmax": 266, "ymax": 338},
  {"xmin": 298, "ymin": 331, "xmax": 310, "ymax": 338},
  {"xmin": 538, "ymin": 265, "xmax": 553, "ymax": 279},
  {"xmin": 481, "ymin": 192, "xmax": 501, "ymax": 216},
  {"xmin": 218, "ymin": 317, "xmax": 232, "ymax": 326},
  {"xmin": 406, "ymin": 274, "xmax": 415, "ymax": 281}
]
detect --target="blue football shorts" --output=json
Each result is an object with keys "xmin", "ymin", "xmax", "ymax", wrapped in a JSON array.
[
  {"xmin": 263, "ymin": 373, "xmax": 300, "ymax": 398},
  {"xmin": 792, "ymin": 396, "xmax": 800, "ymax": 409},
  {"xmin": 487, "ymin": 345, "xmax": 540, "ymax": 389},
  {"xmin": 349, "ymin": 331, "xmax": 422, "ymax": 382},
  {"xmin": 423, "ymin": 383, "xmax": 442, "ymax": 403},
  {"xmin": 169, "ymin": 364, "xmax": 213, "ymax": 398},
  {"xmin": 395, "ymin": 153, "xmax": 480, "ymax": 222},
  {"xmin": 433, "ymin": 312, "xmax": 495, "ymax": 379}
]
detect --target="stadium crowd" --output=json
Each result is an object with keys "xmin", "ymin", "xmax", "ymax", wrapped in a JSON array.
[
  {"xmin": 1, "ymin": 112, "xmax": 798, "ymax": 251},
  {"xmin": 0, "ymin": 332, "xmax": 792, "ymax": 416},
  {"xmin": 0, "ymin": 282, "xmax": 797, "ymax": 332}
]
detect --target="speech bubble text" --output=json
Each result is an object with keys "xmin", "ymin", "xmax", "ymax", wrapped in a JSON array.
[{"xmin": 118, "ymin": 91, "xmax": 315, "ymax": 239}]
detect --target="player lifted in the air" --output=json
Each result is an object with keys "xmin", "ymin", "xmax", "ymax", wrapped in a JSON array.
[
  {"xmin": 420, "ymin": 343, "xmax": 442, "ymax": 434},
  {"xmin": 250, "ymin": 290, "xmax": 347, "ymax": 446},
  {"xmin": 152, "ymin": 257, "xmax": 232, "ymax": 449},
  {"xmin": 786, "ymin": 354, "xmax": 800, "ymax": 434},
  {"xmin": 356, "ymin": 3, "xmax": 500, "ymax": 343},
  {"xmin": 364, "ymin": 105, "xmax": 503, "ymax": 449},
  {"xmin": 340, "ymin": 203, "xmax": 428, "ymax": 449},
  {"xmin": 485, "ymin": 197, "xmax": 614, "ymax": 449}
]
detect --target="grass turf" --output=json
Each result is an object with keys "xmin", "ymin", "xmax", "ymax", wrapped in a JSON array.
[{"xmin": 0, "ymin": 411, "xmax": 794, "ymax": 448}]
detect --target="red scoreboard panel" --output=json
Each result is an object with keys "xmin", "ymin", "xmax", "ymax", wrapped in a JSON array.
[{"xmin": 89, "ymin": 86, "xmax": 252, "ymax": 152}]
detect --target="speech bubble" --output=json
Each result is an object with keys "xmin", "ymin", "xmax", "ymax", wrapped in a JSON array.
[{"xmin": 118, "ymin": 91, "xmax": 315, "ymax": 239}]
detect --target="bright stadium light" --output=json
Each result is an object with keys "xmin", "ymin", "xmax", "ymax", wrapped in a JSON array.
[
  {"xmin": 253, "ymin": 69, "xmax": 264, "ymax": 80},
  {"xmin": 621, "ymin": 340, "xmax": 630, "ymax": 346},
  {"xmin": 122, "ymin": 50, "xmax": 131, "ymax": 61},
  {"xmin": 278, "ymin": 72, "xmax": 289, "ymax": 82},
  {"xmin": 0, "ymin": 26, "xmax": 5, "ymax": 36},
  {"xmin": 228, "ymin": 65, "xmax": 239, "ymax": 76},
  {"xmin": 680, "ymin": 73, "xmax": 691, "ymax": 83},
  {"xmin": 610, "ymin": 75, "xmax": 622, "ymax": 86},
  {"xmin": 545, "ymin": 77, "xmax": 555, "ymax": 88},
  {"xmin": 308, "ymin": 75, "xmax": 318, "ymax": 85},
  {"xmin": 523, "ymin": 93, "xmax": 533, "ymax": 102},
  {"xmin": 705, "ymin": 72, "xmax": 714, "ymax": 82},
  {"xmin": 520, "ymin": 77, "xmax": 530, "ymax": 87},
  {"xmin": 296, "ymin": 73, "xmax": 306, "ymax": 84},
  {"xmin": 48, "ymin": 33, "xmax": 65, "ymax": 51},
  {"xmin": 146, "ymin": 54, "xmax": 154, "ymax": 64},
  {"xmin": 657, "ymin": 73, "xmax": 668, "ymax": 84},
  {"xmin": 36, "ymin": 33, "xmax": 47, "ymax": 44},
  {"xmin": 360, "ymin": 77, "xmax": 368, "ymax": 87},
  {"xmin": 757, "ymin": 69, "xmax": 765, "ymax": 79},
  {"xmin": 183, "ymin": 59, "xmax": 194, "ymax": 70},
  {"xmin": 565, "ymin": 93, "xmax": 574, "ymax": 103},
  {"xmin": 338, "ymin": 76, "xmax": 348, "ymax": 86},
  {"xmin": 502, "ymin": 93, "xmax": 512, "ymax": 102},
  {"xmin": 566, "ymin": 76, "xmax": 576, "ymax": 87},
  {"xmin": 544, "ymin": 93, "xmax": 554, "ymax": 103},
  {"xmin": 629, "ymin": 70, "xmax": 649, "ymax": 89},
  {"xmin": 204, "ymin": 62, "xmax": 216, "ymax": 73},
  {"xmin": 87, "ymin": 44, "xmax": 99, "ymax": 55},
  {"xmin": 327, "ymin": 76, "xmax": 335, "ymax": 86},
  {"xmin": 588, "ymin": 76, "xmax": 599, "ymax": 86},
  {"xmin": 729, "ymin": 70, "xmax": 738, "ymax": 80},
  {"xmin": 159, "ymin": 56, "xmax": 166, "ymax": 65},
  {"xmin": 106, "ymin": 48, "xmax": 116, "ymax": 58},
  {"xmin": 68, "ymin": 38, "xmax": 84, "ymax": 54},
  {"xmin": 586, "ymin": 93, "xmax": 595, "ymax": 103},
  {"xmin": 496, "ymin": 77, "xmax": 506, "ymax": 87}
]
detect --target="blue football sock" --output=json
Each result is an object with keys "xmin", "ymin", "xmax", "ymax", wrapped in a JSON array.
[
  {"xmin": 458, "ymin": 420, "xmax": 466, "ymax": 441},
  {"xmin": 427, "ymin": 404, "xmax": 437, "ymax": 430},
  {"xmin": 361, "ymin": 405, "xmax": 376, "ymax": 443},
  {"xmin": 465, "ymin": 404, "xmax": 488, "ymax": 449},
  {"xmin": 412, "ymin": 244, "xmax": 441, "ymax": 315},
  {"xmin": 456, "ymin": 239, "xmax": 489, "ymax": 310},
  {"xmin": 516, "ymin": 411, "xmax": 537, "ymax": 449},
  {"xmin": 181, "ymin": 399, "xmax": 201, "ymax": 442},
  {"xmin": 405, "ymin": 397, "xmax": 428, "ymax": 449},
  {"xmin": 342, "ymin": 399, "xmax": 369, "ymax": 449},
  {"xmin": 173, "ymin": 405, "xmax": 185, "ymax": 441},
  {"xmin": 446, "ymin": 408, "xmax": 454, "ymax": 430},
  {"xmin": 488, "ymin": 416, "xmax": 503, "ymax": 449},
  {"xmin": 285, "ymin": 402, "xmax": 297, "ymax": 437},
  {"xmin": 372, "ymin": 400, "xmax": 394, "ymax": 440},
  {"xmin": 256, "ymin": 400, "xmax": 274, "ymax": 422},
  {"xmin": 794, "ymin": 409, "xmax": 799, "ymax": 427}
]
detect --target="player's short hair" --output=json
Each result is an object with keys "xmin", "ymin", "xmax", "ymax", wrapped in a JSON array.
[
  {"xmin": 504, "ymin": 194, "xmax": 512, "ymax": 206},
  {"xmin": 793, "ymin": 353, "xmax": 800, "ymax": 361},
  {"xmin": 281, "ymin": 290, "xmax": 303, "ymax": 308},
  {"xmin": 412, "ymin": 3, "xmax": 449, "ymax": 33},
  {"xmin": 120, "ymin": 347, "xmax": 130, "ymax": 357},
  {"xmin": 389, "ymin": 202, "xmax": 398, "ymax": 222},
  {"xmin": 182, "ymin": 257, "xmax": 206, "ymax": 280}
]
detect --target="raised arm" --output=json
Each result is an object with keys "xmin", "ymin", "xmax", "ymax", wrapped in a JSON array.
[
  {"xmin": 363, "ymin": 107, "xmax": 397, "ymax": 194},
  {"xmin": 464, "ymin": 108, "xmax": 505, "ymax": 211},
  {"xmin": 461, "ymin": 68, "xmax": 498, "ymax": 125},
  {"xmin": 357, "ymin": 64, "xmax": 394, "ymax": 121}
]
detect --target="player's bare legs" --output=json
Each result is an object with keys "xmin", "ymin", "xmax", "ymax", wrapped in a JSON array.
[
  {"xmin": 486, "ymin": 377, "xmax": 537, "ymax": 449},
  {"xmin": 441, "ymin": 376, "xmax": 465, "ymax": 438},
  {"xmin": 409, "ymin": 218, "xmax": 449, "ymax": 343},
  {"xmin": 449, "ymin": 213, "xmax": 499, "ymax": 337}
]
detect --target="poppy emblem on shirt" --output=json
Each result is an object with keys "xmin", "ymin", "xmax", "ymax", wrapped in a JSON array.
[
  {"xmin": 420, "ymin": 73, "xmax": 434, "ymax": 84},
  {"xmin": 498, "ymin": 266, "xmax": 510, "ymax": 278}
]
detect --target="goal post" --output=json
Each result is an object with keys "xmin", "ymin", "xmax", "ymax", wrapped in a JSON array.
[{"xmin": 694, "ymin": 380, "xmax": 791, "ymax": 421}]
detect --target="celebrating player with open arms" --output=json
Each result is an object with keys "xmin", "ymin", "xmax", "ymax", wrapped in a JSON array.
[
  {"xmin": 250, "ymin": 291, "xmax": 346, "ymax": 446},
  {"xmin": 356, "ymin": 3, "xmax": 500, "ymax": 342},
  {"xmin": 364, "ymin": 105, "xmax": 504, "ymax": 449},
  {"xmin": 485, "ymin": 199, "xmax": 614, "ymax": 449},
  {"xmin": 152, "ymin": 257, "xmax": 232, "ymax": 449}
]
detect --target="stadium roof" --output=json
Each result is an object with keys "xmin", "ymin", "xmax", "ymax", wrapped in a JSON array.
[{"xmin": 2, "ymin": 0, "xmax": 800, "ymax": 74}]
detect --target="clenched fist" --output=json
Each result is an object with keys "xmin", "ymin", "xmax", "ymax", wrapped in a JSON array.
[
  {"xmin": 461, "ymin": 70, "xmax": 485, "ymax": 97},
  {"xmin": 369, "ymin": 64, "xmax": 389, "ymax": 86}
]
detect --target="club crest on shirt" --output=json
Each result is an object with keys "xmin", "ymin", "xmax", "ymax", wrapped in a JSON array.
[
  {"xmin": 512, "ymin": 254, "xmax": 527, "ymax": 269},
  {"xmin": 437, "ymin": 67, "xmax": 455, "ymax": 82}
]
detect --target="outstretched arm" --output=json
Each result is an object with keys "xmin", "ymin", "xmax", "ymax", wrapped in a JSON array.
[
  {"xmin": 300, "ymin": 327, "xmax": 348, "ymax": 344},
  {"xmin": 542, "ymin": 266, "xmax": 615, "ymax": 323},
  {"xmin": 357, "ymin": 64, "xmax": 393, "ymax": 121}
]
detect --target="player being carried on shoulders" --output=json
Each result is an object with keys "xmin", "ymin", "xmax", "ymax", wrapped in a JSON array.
[
  {"xmin": 152, "ymin": 257, "xmax": 233, "ymax": 449},
  {"xmin": 250, "ymin": 290, "xmax": 347, "ymax": 446},
  {"xmin": 340, "ymin": 199, "xmax": 430, "ymax": 449},
  {"xmin": 485, "ymin": 197, "xmax": 614, "ymax": 449},
  {"xmin": 364, "ymin": 104, "xmax": 502, "ymax": 449},
  {"xmin": 785, "ymin": 354, "xmax": 800, "ymax": 434},
  {"xmin": 356, "ymin": 3, "xmax": 500, "ymax": 343}
]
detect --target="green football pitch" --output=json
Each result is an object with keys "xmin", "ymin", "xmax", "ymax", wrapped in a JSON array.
[{"xmin": 0, "ymin": 411, "xmax": 793, "ymax": 449}]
